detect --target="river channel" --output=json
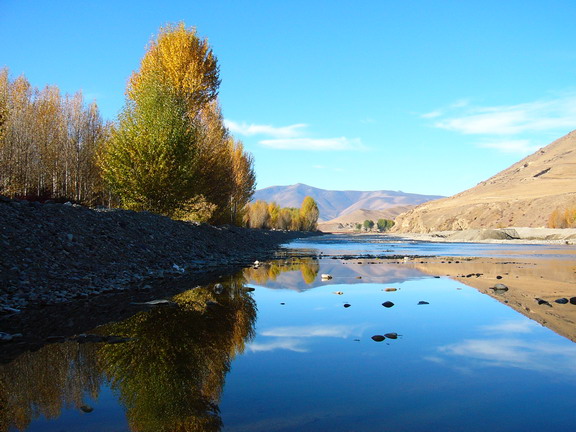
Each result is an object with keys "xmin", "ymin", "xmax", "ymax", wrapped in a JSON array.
[{"xmin": 2, "ymin": 234, "xmax": 576, "ymax": 431}]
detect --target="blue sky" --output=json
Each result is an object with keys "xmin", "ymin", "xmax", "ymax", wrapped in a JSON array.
[{"xmin": 1, "ymin": 0, "xmax": 576, "ymax": 196}]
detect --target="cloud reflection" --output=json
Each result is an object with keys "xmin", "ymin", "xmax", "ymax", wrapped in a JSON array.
[
  {"xmin": 248, "ymin": 324, "xmax": 366, "ymax": 354},
  {"xmin": 248, "ymin": 338, "xmax": 308, "ymax": 353},
  {"xmin": 437, "ymin": 338, "xmax": 576, "ymax": 374},
  {"xmin": 261, "ymin": 325, "xmax": 361, "ymax": 339}
]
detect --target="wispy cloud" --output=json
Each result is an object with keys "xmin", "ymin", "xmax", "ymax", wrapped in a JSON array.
[
  {"xmin": 477, "ymin": 139, "xmax": 540, "ymax": 154},
  {"xmin": 224, "ymin": 120, "xmax": 307, "ymax": 138},
  {"xmin": 260, "ymin": 137, "xmax": 363, "ymax": 151},
  {"xmin": 421, "ymin": 110, "xmax": 443, "ymax": 119},
  {"xmin": 431, "ymin": 95, "xmax": 576, "ymax": 135},
  {"xmin": 422, "ymin": 93, "xmax": 576, "ymax": 154},
  {"xmin": 226, "ymin": 119, "xmax": 364, "ymax": 151}
]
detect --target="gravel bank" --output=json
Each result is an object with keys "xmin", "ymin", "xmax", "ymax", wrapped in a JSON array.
[{"xmin": 0, "ymin": 195, "xmax": 317, "ymax": 311}]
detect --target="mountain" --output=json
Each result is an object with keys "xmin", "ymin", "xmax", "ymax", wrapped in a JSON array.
[
  {"xmin": 393, "ymin": 130, "xmax": 576, "ymax": 233},
  {"xmin": 252, "ymin": 183, "xmax": 443, "ymax": 221}
]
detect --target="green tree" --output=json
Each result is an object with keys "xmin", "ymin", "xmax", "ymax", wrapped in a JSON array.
[
  {"xmin": 300, "ymin": 196, "xmax": 319, "ymax": 231},
  {"xmin": 99, "ymin": 76, "xmax": 197, "ymax": 216},
  {"xmin": 377, "ymin": 218, "xmax": 395, "ymax": 232},
  {"xmin": 363, "ymin": 219, "xmax": 375, "ymax": 231}
]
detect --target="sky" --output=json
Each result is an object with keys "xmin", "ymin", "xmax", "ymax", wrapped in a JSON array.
[{"xmin": 1, "ymin": 0, "xmax": 576, "ymax": 196}]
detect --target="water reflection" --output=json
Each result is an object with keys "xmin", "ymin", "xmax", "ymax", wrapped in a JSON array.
[
  {"xmin": 0, "ymin": 277, "xmax": 257, "ymax": 432},
  {"xmin": 243, "ymin": 257, "xmax": 425, "ymax": 291}
]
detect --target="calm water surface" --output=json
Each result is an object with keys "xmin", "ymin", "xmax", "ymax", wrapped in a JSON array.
[{"xmin": 3, "ymin": 235, "xmax": 576, "ymax": 431}]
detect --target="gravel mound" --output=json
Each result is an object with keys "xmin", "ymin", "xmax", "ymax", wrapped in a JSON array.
[{"xmin": 0, "ymin": 195, "xmax": 311, "ymax": 310}]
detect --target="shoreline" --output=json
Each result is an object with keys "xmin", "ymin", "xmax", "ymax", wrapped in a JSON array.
[
  {"xmin": 0, "ymin": 195, "xmax": 320, "ymax": 312},
  {"xmin": 319, "ymin": 227, "xmax": 576, "ymax": 245}
]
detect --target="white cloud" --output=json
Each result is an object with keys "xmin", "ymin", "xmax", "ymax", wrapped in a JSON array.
[
  {"xmin": 421, "ymin": 110, "xmax": 443, "ymax": 119},
  {"xmin": 432, "ymin": 95, "xmax": 576, "ymax": 135},
  {"xmin": 224, "ymin": 120, "xmax": 307, "ymax": 138},
  {"xmin": 260, "ymin": 137, "xmax": 363, "ymax": 151},
  {"xmin": 477, "ymin": 139, "xmax": 541, "ymax": 154}
]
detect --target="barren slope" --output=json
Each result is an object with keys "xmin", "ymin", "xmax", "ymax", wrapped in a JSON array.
[{"xmin": 394, "ymin": 130, "xmax": 576, "ymax": 233}]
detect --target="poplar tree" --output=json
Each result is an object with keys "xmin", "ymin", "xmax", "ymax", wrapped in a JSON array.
[
  {"xmin": 99, "ymin": 75, "xmax": 196, "ymax": 215},
  {"xmin": 300, "ymin": 196, "xmax": 319, "ymax": 231}
]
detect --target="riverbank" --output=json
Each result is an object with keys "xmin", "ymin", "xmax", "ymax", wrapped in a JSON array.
[
  {"xmin": 0, "ymin": 195, "xmax": 319, "ymax": 312},
  {"xmin": 320, "ymin": 227, "xmax": 576, "ymax": 244}
]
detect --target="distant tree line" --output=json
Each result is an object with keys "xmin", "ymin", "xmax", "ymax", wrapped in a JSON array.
[
  {"xmin": 243, "ymin": 196, "xmax": 319, "ymax": 231},
  {"xmin": 548, "ymin": 206, "xmax": 576, "ymax": 228},
  {"xmin": 0, "ymin": 24, "xmax": 256, "ymax": 225},
  {"xmin": 355, "ymin": 218, "xmax": 395, "ymax": 232}
]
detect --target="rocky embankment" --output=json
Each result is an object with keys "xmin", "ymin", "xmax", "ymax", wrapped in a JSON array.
[{"xmin": 0, "ymin": 195, "xmax": 314, "ymax": 312}]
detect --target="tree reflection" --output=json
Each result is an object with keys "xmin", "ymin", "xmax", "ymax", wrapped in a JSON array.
[
  {"xmin": 0, "ymin": 276, "xmax": 257, "ymax": 432},
  {"xmin": 243, "ymin": 257, "xmax": 320, "ymax": 285},
  {"xmin": 0, "ymin": 341, "xmax": 101, "ymax": 431}
]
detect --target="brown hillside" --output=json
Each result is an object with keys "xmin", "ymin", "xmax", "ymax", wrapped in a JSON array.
[{"xmin": 393, "ymin": 130, "xmax": 576, "ymax": 233}]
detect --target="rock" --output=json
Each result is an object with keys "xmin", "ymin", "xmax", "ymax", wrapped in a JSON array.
[
  {"xmin": 382, "ymin": 301, "xmax": 395, "ymax": 308},
  {"xmin": 417, "ymin": 301, "xmax": 429, "ymax": 305},
  {"xmin": 280, "ymin": 302, "xmax": 285, "ymax": 305},
  {"xmin": 384, "ymin": 333, "xmax": 398, "ymax": 339},
  {"xmin": 131, "ymin": 299, "xmax": 176, "ymax": 306},
  {"xmin": 80, "ymin": 405, "xmax": 93, "ymax": 413},
  {"xmin": 496, "ymin": 275, "xmax": 503, "ymax": 279},
  {"xmin": 535, "ymin": 298, "xmax": 552, "ymax": 307},
  {"xmin": 491, "ymin": 283, "xmax": 508, "ymax": 292},
  {"xmin": 343, "ymin": 303, "xmax": 351, "ymax": 308},
  {"xmin": 570, "ymin": 297, "xmax": 576, "ymax": 305},
  {"xmin": 555, "ymin": 298, "xmax": 569, "ymax": 304},
  {"xmin": 213, "ymin": 283, "xmax": 224, "ymax": 294},
  {"xmin": 371, "ymin": 335, "xmax": 385, "ymax": 342},
  {"xmin": 321, "ymin": 274, "xmax": 333, "ymax": 280}
]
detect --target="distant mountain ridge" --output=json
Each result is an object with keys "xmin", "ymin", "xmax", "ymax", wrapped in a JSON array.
[{"xmin": 252, "ymin": 183, "xmax": 443, "ymax": 221}]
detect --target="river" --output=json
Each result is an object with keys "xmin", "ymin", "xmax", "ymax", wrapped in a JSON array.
[{"xmin": 2, "ymin": 234, "xmax": 576, "ymax": 431}]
